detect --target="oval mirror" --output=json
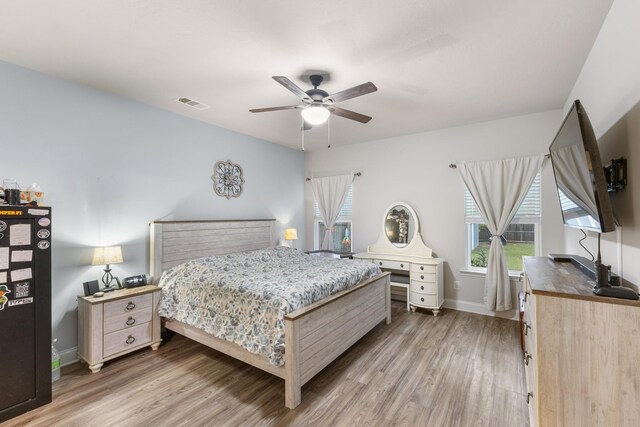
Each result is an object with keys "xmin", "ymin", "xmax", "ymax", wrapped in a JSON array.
[{"xmin": 383, "ymin": 202, "xmax": 419, "ymax": 247}]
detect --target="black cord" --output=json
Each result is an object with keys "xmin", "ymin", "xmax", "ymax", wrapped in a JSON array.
[{"xmin": 578, "ymin": 229, "xmax": 595, "ymax": 261}]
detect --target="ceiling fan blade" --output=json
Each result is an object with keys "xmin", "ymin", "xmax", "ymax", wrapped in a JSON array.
[
  {"xmin": 323, "ymin": 82, "xmax": 377, "ymax": 104},
  {"xmin": 249, "ymin": 105, "xmax": 301, "ymax": 113},
  {"xmin": 330, "ymin": 106, "xmax": 372, "ymax": 123},
  {"xmin": 272, "ymin": 76, "xmax": 312, "ymax": 102}
]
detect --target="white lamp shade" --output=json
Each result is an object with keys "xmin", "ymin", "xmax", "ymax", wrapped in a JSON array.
[
  {"xmin": 284, "ymin": 228, "xmax": 298, "ymax": 240},
  {"xmin": 301, "ymin": 105, "xmax": 330, "ymax": 125},
  {"xmin": 92, "ymin": 246, "xmax": 123, "ymax": 265}
]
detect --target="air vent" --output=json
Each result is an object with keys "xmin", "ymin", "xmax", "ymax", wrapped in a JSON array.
[{"xmin": 177, "ymin": 97, "xmax": 210, "ymax": 110}]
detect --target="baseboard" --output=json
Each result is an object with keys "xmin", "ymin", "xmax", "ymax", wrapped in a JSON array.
[
  {"xmin": 443, "ymin": 299, "xmax": 519, "ymax": 321},
  {"xmin": 59, "ymin": 346, "xmax": 79, "ymax": 367}
]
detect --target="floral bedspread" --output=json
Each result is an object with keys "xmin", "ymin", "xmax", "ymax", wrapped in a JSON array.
[{"xmin": 158, "ymin": 247, "xmax": 381, "ymax": 366}]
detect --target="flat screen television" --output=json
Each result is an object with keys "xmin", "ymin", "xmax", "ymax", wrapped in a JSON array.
[
  {"xmin": 549, "ymin": 100, "xmax": 615, "ymax": 233},
  {"xmin": 549, "ymin": 100, "xmax": 637, "ymax": 299}
]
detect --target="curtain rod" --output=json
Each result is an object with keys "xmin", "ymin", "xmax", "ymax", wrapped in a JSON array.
[
  {"xmin": 449, "ymin": 154, "xmax": 550, "ymax": 169},
  {"xmin": 306, "ymin": 172, "xmax": 362, "ymax": 181}
]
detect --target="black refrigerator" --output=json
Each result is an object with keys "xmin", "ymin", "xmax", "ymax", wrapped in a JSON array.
[{"xmin": 0, "ymin": 206, "xmax": 52, "ymax": 422}]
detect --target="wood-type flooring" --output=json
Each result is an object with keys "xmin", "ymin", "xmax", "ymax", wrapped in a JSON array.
[{"xmin": 3, "ymin": 302, "xmax": 528, "ymax": 427}]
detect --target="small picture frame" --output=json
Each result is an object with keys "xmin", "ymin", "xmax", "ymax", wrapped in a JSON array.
[{"xmin": 83, "ymin": 280, "xmax": 100, "ymax": 296}]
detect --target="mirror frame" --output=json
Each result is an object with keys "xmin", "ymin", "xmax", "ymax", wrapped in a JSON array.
[{"xmin": 382, "ymin": 202, "xmax": 420, "ymax": 248}]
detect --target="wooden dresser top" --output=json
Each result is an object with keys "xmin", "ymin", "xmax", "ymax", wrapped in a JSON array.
[{"xmin": 523, "ymin": 256, "xmax": 640, "ymax": 307}]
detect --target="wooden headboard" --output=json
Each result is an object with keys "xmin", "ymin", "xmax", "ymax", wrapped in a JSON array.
[{"xmin": 149, "ymin": 219, "xmax": 276, "ymax": 283}]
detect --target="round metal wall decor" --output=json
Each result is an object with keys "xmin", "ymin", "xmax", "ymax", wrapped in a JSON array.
[{"xmin": 212, "ymin": 160, "xmax": 244, "ymax": 199}]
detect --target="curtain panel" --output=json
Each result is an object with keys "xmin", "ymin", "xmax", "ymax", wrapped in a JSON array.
[
  {"xmin": 311, "ymin": 174, "xmax": 354, "ymax": 250},
  {"xmin": 458, "ymin": 155, "xmax": 546, "ymax": 311}
]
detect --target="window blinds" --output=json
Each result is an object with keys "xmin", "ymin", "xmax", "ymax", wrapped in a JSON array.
[
  {"xmin": 464, "ymin": 173, "xmax": 541, "ymax": 222},
  {"xmin": 314, "ymin": 185, "xmax": 353, "ymax": 219}
]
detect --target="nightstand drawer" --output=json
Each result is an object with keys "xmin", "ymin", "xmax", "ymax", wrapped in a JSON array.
[
  {"xmin": 410, "ymin": 272, "xmax": 436, "ymax": 283},
  {"xmin": 375, "ymin": 259, "xmax": 409, "ymax": 271},
  {"xmin": 103, "ymin": 322, "xmax": 152, "ymax": 358},
  {"xmin": 411, "ymin": 264, "xmax": 436, "ymax": 274},
  {"xmin": 410, "ymin": 292, "xmax": 437, "ymax": 307},
  {"xmin": 104, "ymin": 293, "xmax": 152, "ymax": 320},
  {"xmin": 104, "ymin": 306, "xmax": 153, "ymax": 334},
  {"xmin": 411, "ymin": 281, "xmax": 437, "ymax": 295}
]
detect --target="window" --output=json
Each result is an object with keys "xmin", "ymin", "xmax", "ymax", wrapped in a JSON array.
[
  {"xmin": 465, "ymin": 173, "xmax": 541, "ymax": 273},
  {"xmin": 313, "ymin": 185, "xmax": 353, "ymax": 252}
]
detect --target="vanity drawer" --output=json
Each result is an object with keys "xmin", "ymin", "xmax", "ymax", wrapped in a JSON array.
[
  {"xmin": 104, "ymin": 306, "xmax": 153, "ymax": 334},
  {"xmin": 410, "ymin": 271, "xmax": 436, "ymax": 283},
  {"xmin": 410, "ymin": 292, "xmax": 438, "ymax": 307},
  {"xmin": 375, "ymin": 259, "xmax": 410, "ymax": 271},
  {"xmin": 411, "ymin": 281, "xmax": 437, "ymax": 295},
  {"xmin": 411, "ymin": 264, "xmax": 436, "ymax": 274},
  {"xmin": 103, "ymin": 322, "xmax": 152, "ymax": 358},
  {"xmin": 104, "ymin": 293, "xmax": 152, "ymax": 320}
]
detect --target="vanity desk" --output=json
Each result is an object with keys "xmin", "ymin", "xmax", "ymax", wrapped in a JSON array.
[{"xmin": 354, "ymin": 202, "xmax": 445, "ymax": 316}]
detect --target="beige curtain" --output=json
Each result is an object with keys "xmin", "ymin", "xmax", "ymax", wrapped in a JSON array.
[
  {"xmin": 458, "ymin": 155, "xmax": 546, "ymax": 311},
  {"xmin": 311, "ymin": 174, "xmax": 354, "ymax": 250}
]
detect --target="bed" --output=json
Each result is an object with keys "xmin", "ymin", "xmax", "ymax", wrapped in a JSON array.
[{"xmin": 149, "ymin": 219, "xmax": 391, "ymax": 409}]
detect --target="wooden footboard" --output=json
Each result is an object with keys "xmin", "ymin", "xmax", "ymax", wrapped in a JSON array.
[
  {"xmin": 284, "ymin": 272, "xmax": 391, "ymax": 408},
  {"xmin": 162, "ymin": 272, "xmax": 390, "ymax": 410}
]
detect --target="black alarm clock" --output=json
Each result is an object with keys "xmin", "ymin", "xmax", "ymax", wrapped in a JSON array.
[{"xmin": 123, "ymin": 274, "xmax": 149, "ymax": 288}]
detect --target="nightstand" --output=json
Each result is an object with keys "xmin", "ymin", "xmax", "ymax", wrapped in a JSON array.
[{"xmin": 77, "ymin": 285, "xmax": 162, "ymax": 373}]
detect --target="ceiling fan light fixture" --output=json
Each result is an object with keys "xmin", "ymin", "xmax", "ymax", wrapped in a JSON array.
[{"xmin": 301, "ymin": 105, "xmax": 330, "ymax": 125}]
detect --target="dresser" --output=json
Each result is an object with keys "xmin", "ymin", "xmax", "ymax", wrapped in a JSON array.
[
  {"xmin": 522, "ymin": 257, "xmax": 640, "ymax": 427},
  {"xmin": 354, "ymin": 202, "xmax": 445, "ymax": 316},
  {"xmin": 77, "ymin": 285, "xmax": 162, "ymax": 373}
]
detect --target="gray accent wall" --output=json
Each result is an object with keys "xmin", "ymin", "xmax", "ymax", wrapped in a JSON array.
[
  {"xmin": 0, "ymin": 60, "xmax": 305, "ymax": 358},
  {"xmin": 562, "ymin": 0, "xmax": 640, "ymax": 290}
]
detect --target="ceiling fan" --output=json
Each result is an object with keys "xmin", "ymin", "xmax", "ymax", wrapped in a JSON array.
[{"xmin": 250, "ymin": 75, "xmax": 377, "ymax": 126}]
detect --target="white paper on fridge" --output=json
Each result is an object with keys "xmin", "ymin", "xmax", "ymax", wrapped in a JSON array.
[
  {"xmin": 10, "ymin": 224, "xmax": 31, "ymax": 246},
  {"xmin": 0, "ymin": 271, "xmax": 7, "ymax": 284},
  {"xmin": 0, "ymin": 247, "xmax": 8, "ymax": 270},
  {"xmin": 10, "ymin": 268, "xmax": 32, "ymax": 282},
  {"xmin": 11, "ymin": 250, "xmax": 33, "ymax": 263}
]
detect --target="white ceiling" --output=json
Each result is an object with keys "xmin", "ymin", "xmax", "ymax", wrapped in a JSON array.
[{"xmin": 0, "ymin": 0, "xmax": 613, "ymax": 151}]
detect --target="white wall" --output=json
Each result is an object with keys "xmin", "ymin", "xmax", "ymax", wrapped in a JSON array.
[
  {"xmin": 305, "ymin": 109, "xmax": 565, "ymax": 318},
  {"xmin": 563, "ymin": 0, "xmax": 640, "ymax": 289},
  {"xmin": 0, "ymin": 60, "xmax": 305, "ymax": 360}
]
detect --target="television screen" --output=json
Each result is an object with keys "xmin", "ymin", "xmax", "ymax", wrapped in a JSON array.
[{"xmin": 549, "ymin": 100, "xmax": 615, "ymax": 233}]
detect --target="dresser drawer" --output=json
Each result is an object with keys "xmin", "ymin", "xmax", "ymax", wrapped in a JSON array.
[
  {"xmin": 411, "ymin": 264, "xmax": 436, "ymax": 274},
  {"xmin": 375, "ymin": 259, "xmax": 409, "ymax": 271},
  {"xmin": 410, "ymin": 292, "xmax": 437, "ymax": 307},
  {"xmin": 411, "ymin": 281, "xmax": 437, "ymax": 295},
  {"xmin": 104, "ymin": 306, "xmax": 153, "ymax": 334},
  {"xmin": 410, "ymin": 271, "xmax": 436, "ymax": 283},
  {"xmin": 104, "ymin": 293, "xmax": 152, "ymax": 320},
  {"xmin": 103, "ymin": 322, "xmax": 152, "ymax": 358}
]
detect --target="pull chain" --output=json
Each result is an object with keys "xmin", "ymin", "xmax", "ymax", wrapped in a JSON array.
[
  {"xmin": 327, "ymin": 115, "xmax": 331, "ymax": 149},
  {"xmin": 301, "ymin": 116, "xmax": 305, "ymax": 151}
]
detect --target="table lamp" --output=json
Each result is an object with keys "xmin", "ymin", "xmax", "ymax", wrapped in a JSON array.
[
  {"xmin": 92, "ymin": 246, "xmax": 123, "ymax": 291},
  {"xmin": 285, "ymin": 228, "xmax": 298, "ymax": 249}
]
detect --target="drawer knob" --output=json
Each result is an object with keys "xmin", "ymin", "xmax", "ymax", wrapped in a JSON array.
[
  {"xmin": 420, "ymin": 285, "xmax": 424, "ymax": 291},
  {"xmin": 524, "ymin": 351, "xmax": 532, "ymax": 366},
  {"xmin": 527, "ymin": 392, "xmax": 533, "ymax": 404},
  {"xmin": 420, "ymin": 266, "xmax": 424, "ymax": 271},
  {"xmin": 400, "ymin": 263, "xmax": 404, "ymax": 268},
  {"xmin": 421, "ymin": 297, "xmax": 424, "ymax": 302},
  {"xmin": 125, "ymin": 335, "xmax": 136, "ymax": 345},
  {"xmin": 379, "ymin": 262, "xmax": 383, "ymax": 266},
  {"xmin": 524, "ymin": 323, "xmax": 531, "ymax": 336},
  {"xmin": 421, "ymin": 275, "xmax": 424, "ymax": 280},
  {"xmin": 126, "ymin": 316, "xmax": 136, "ymax": 326},
  {"xmin": 126, "ymin": 302, "xmax": 136, "ymax": 311}
]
